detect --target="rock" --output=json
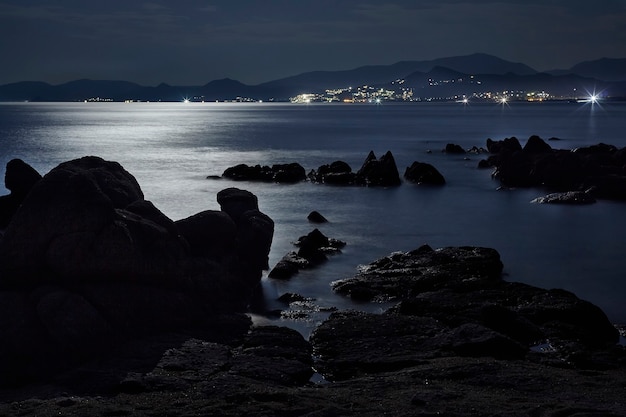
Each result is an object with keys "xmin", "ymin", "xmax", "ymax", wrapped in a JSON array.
[
  {"xmin": 4, "ymin": 158, "xmax": 43, "ymax": 198},
  {"xmin": 403, "ymin": 161, "xmax": 446, "ymax": 185},
  {"xmin": 271, "ymin": 163, "xmax": 307, "ymax": 183},
  {"xmin": 355, "ymin": 151, "xmax": 401, "ymax": 186},
  {"xmin": 222, "ymin": 163, "xmax": 306, "ymax": 183},
  {"xmin": 268, "ymin": 229, "xmax": 345, "ymax": 279},
  {"xmin": 444, "ymin": 143, "xmax": 466, "ymax": 154},
  {"xmin": 523, "ymin": 135, "xmax": 552, "ymax": 153},
  {"xmin": 234, "ymin": 209, "xmax": 274, "ymax": 272},
  {"xmin": 0, "ymin": 159, "xmax": 42, "ymax": 228},
  {"xmin": 307, "ymin": 210, "xmax": 328, "ymax": 223},
  {"xmin": 222, "ymin": 164, "xmax": 274, "ymax": 182},
  {"xmin": 175, "ymin": 210, "xmax": 237, "ymax": 260},
  {"xmin": 531, "ymin": 190, "xmax": 596, "ymax": 204},
  {"xmin": 332, "ymin": 246, "xmax": 503, "ymax": 301},
  {"xmin": 309, "ymin": 160, "xmax": 353, "ymax": 185},
  {"xmin": 486, "ymin": 136, "xmax": 522, "ymax": 153},
  {"xmin": 216, "ymin": 187, "xmax": 258, "ymax": 222}
]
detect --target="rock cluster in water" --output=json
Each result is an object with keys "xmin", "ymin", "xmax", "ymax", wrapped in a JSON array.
[
  {"xmin": 482, "ymin": 135, "xmax": 626, "ymax": 201},
  {"xmin": 0, "ymin": 156, "xmax": 273, "ymax": 384},
  {"xmin": 219, "ymin": 150, "xmax": 447, "ymax": 187}
]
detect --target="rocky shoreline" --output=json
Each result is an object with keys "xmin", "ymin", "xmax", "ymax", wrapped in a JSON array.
[{"xmin": 0, "ymin": 152, "xmax": 625, "ymax": 416}]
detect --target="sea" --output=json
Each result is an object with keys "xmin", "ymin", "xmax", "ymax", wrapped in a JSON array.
[{"xmin": 1, "ymin": 100, "xmax": 625, "ymax": 336}]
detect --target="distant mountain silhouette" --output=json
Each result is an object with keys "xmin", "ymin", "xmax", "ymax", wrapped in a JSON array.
[
  {"xmin": 257, "ymin": 53, "xmax": 536, "ymax": 92},
  {"xmin": 1, "ymin": 53, "xmax": 624, "ymax": 102},
  {"xmin": 569, "ymin": 58, "xmax": 626, "ymax": 82}
]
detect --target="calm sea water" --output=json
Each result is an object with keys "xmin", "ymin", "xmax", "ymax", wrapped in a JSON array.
[{"xmin": 1, "ymin": 101, "xmax": 625, "ymax": 334}]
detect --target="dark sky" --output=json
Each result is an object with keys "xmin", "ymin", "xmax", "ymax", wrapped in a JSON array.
[{"xmin": 1, "ymin": 0, "xmax": 626, "ymax": 86}]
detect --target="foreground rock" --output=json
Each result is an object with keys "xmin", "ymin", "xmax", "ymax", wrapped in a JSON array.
[
  {"xmin": 483, "ymin": 136, "xmax": 626, "ymax": 200},
  {"xmin": 0, "ymin": 157, "xmax": 273, "ymax": 385}
]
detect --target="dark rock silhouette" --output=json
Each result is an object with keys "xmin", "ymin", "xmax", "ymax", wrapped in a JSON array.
[
  {"xmin": 308, "ymin": 151, "xmax": 401, "ymax": 187},
  {"xmin": 0, "ymin": 157, "xmax": 273, "ymax": 385},
  {"xmin": 355, "ymin": 150, "xmax": 402, "ymax": 186},
  {"xmin": 308, "ymin": 160, "xmax": 355, "ymax": 185},
  {"xmin": 444, "ymin": 143, "xmax": 466, "ymax": 154},
  {"xmin": 404, "ymin": 161, "xmax": 446, "ymax": 185},
  {"xmin": 222, "ymin": 163, "xmax": 306, "ymax": 183},
  {"xmin": 0, "ymin": 159, "xmax": 42, "ymax": 228},
  {"xmin": 307, "ymin": 210, "xmax": 328, "ymax": 223}
]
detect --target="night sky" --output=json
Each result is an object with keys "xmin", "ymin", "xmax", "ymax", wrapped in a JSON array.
[{"xmin": 1, "ymin": 0, "xmax": 625, "ymax": 86}]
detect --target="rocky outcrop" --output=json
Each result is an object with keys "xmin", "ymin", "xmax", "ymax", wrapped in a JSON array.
[
  {"xmin": 404, "ymin": 161, "xmax": 446, "ymax": 185},
  {"xmin": 0, "ymin": 157, "xmax": 273, "ymax": 385},
  {"xmin": 222, "ymin": 163, "xmax": 306, "ymax": 183},
  {"xmin": 484, "ymin": 136, "xmax": 626, "ymax": 199}
]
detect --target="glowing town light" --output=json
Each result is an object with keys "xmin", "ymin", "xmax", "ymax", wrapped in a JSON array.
[
  {"xmin": 183, "ymin": 98, "xmax": 190, "ymax": 103},
  {"xmin": 500, "ymin": 97, "xmax": 507, "ymax": 104},
  {"xmin": 462, "ymin": 98, "xmax": 468, "ymax": 104},
  {"xmin": 590, "ymin": 94, "xmax": 598, "ymax": 104}
]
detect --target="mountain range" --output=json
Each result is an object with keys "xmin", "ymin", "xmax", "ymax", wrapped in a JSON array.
[{"xmin": 1, "ymin": 53, "xmax": 625, "ymax": 102}]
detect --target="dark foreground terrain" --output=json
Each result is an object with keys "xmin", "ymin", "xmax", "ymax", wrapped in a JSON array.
[
  {"xmin": 0, "ymin": 155, "xmax": 624, "ymax": 416},
  {"xmin": 1, "ymin": 246, "xmax": 624, "ymax": 417}
]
